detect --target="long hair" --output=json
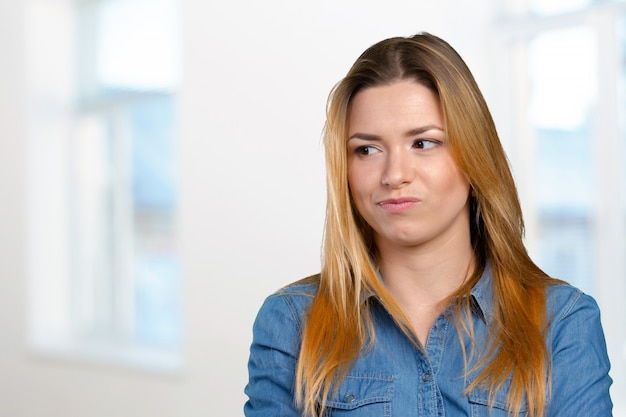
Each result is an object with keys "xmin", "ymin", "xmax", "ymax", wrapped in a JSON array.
[{"xmin": 295, "ymin": 33, "xmax": 555, "ymax": 417}]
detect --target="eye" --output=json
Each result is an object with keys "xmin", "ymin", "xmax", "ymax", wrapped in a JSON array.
[
  {"xmin": 354, "ymin": 145, "xmax": 379, "ymax": 156},
  {"xmin": 413, "ymin": 139, "xmax": 439, "ymax": 150}
]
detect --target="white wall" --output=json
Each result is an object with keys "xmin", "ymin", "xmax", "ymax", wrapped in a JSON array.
[
  {"xmin": 0, "ymin": 1, "xmax": 497, "ymax": 416},
  {"xmin": 0, "ymin": 0, "xmax": 29, "ymax": 414},
  {"xmin": 179, "ymin": 1, "xmax": 497, "ymax": 415}
]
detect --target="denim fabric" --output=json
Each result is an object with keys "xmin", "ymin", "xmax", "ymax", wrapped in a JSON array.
[{"xmin": 244, "ymin": 265, "xmax": 613, "ymax": 416}]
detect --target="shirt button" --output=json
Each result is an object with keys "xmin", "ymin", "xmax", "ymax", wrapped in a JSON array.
[
  {"xmin": 422, "ymin": 372, "xmax": 432, "ymax": 382},
  {"xmin": 344, "ymin": 393, "xmax": 356, "ymax": 403}
]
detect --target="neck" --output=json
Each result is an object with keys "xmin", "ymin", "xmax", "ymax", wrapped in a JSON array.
[
  {"xmin": 376, "ymin": 234, "xmax": 475, "ymax": 312},
  {"xmin": 376, "ymin": 238, "xmax": 475, "ymax": 345}
]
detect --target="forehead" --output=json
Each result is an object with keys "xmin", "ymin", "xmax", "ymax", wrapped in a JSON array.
[{"xmin": 348, "ymin": 80, "xmax": 443, "ymax": 134}]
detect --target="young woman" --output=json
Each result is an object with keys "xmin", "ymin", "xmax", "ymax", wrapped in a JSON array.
[{"xmin": 244, "ymin": 33, "xmax": 613, "ymax": 416}]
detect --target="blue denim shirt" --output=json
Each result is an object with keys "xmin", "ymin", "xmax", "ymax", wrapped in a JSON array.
[{"xmin": 244, "ymin": 265, "xmax": 613, "ymax": 416}]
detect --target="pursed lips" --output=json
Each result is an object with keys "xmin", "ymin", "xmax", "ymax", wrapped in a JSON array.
[{"xmin": 377, "ymin": 197, "xmax": 420, "ymax": 213}]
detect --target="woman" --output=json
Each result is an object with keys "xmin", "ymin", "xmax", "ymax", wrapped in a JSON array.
[{"xmin": 244, "ymin": 33, "xmax": 613, "ymax": 416}]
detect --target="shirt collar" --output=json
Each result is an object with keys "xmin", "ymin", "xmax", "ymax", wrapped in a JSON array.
[{"xmin": 469, "ymin": 261, "xmax": 495, "ymax": 324}]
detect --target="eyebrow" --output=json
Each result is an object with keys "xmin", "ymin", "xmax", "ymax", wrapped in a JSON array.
[{"xmin": 348, "ymin": 125, "xmax": 445, "ymax": 141}]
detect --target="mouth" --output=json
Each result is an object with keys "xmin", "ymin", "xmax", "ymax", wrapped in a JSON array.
[{"xmin": 377, "ymin": 197, "xmax": 420, "ymax": 213}]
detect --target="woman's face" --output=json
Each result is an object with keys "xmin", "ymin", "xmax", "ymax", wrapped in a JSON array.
[{"xmin": 347, "ymin": 80, "xmax": 471, "ymax": 251}]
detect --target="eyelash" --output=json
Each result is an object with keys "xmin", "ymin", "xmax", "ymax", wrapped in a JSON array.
[
  {"xmin": 413, "ymin": 139, "xmax": 440, "ymax": 149},
  {"xmin": 352, "ymin": 139, "xmax": 441, "ymax": 157},
  {"xmin": 354, "ymin": 145, "xmax": 378, "ymax": 156}
]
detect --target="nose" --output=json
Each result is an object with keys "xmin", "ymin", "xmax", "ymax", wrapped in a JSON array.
[{"xmin": 382, "ymin": 149, "xmax": 414, "ymax": 188}]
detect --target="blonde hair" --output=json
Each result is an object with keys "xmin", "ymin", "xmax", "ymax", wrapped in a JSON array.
[{"xmin": 295, "ymin": 33, "xmax": 556, "ymax": 417}]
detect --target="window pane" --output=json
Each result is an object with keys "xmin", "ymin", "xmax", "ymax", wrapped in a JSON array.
[
  {"xmin": 528, "ymin": 0, "xmax": 618, "ymax": 16},
  {"xmin": 528, "ymin": 27, "xmax": 598, "ymax": 294},
  {"xmin": 529, "ymin": 0, "xmax": 589, "ymax": 15},
  {"xmin": 78, "ymin": 0, "xmax": 180, "ymax": 95},
  {"xmin": 130, "ymin": 95, "xmax": 181, "ymax": 346},
  {"xmin": 73, "ymin": 0, "xmax": 181, "ymax": 352}
]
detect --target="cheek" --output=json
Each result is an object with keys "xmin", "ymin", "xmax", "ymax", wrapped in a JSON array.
[
  {"xmin": 347, "ymin": 166, "xmax": 372, "ymax": 219},
  {"xmin": 425, "ymin": 161, "xmax": 469, "ymax": 199},
  {"xmin": 347, "ymin": 162, "xmax": 365, "ymax": 198},
  {"xmin": 445, "ymin": 169, "xmax": 470, "ymax": 201},
  {"xmin": 347, "ymin": 164, "xmax": 359, "ymax": 203}
]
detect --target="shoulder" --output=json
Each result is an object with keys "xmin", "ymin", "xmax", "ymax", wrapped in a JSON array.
[
  {"xmin": 245, "ymin": 275, "xmax": 321, "ymax": 415},
  {"xmin": 253, "ymin": 274, "xmax": 320, "ymax": 334},
  {"xmin": 544, "ymin": 282, "xmax": 600, "ymax": 323},
  {"xmin": 544, "ymin": 282, "xmax": 608, "ymax": 356},
  {"xmin": 269, "ymin": 273, "xmax": 320, "ymax": 310},
  {"xmin": 542, "ymin": 285, "xmax": 613, "ymax": 414},
  {"xmin": 276, "ymin": 273, "xmax": 320, "ymax": 298}
]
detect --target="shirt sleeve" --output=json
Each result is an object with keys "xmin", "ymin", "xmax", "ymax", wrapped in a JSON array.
[
  {"xmin": 244, "ymin": 293, "xmax": 304, "ymax": 417},
  {"xmin": 549, "ymin": 289, "xmax": 613, "ymax": 416}
]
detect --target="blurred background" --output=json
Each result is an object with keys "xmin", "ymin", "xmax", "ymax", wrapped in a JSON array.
[{"xmin": 0, "ymin": 0, "xmax": 624, "ymax": 415}]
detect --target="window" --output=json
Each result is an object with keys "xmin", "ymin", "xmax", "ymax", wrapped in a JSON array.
[
  {"xmin": 528, "ymin": 26, "xmax": 597, "ymax": 294},
  {"xmin": 26, "ymin": 0, "xmax": 182, "ymax": 372},
  {"xmin": 496, "ymin": 0, "xmax": 626, "ymax": 413}
]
